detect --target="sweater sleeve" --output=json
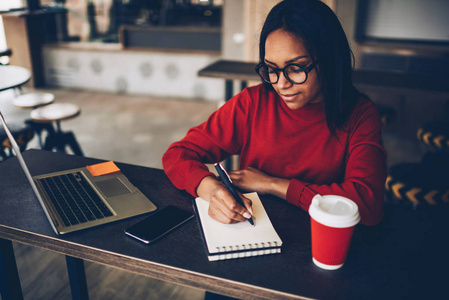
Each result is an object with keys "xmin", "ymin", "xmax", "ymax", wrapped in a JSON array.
[
  {"xmin": 286, "ymin": 101, "xmax": 387, "ymax": 226},
  {"xmin": 162, "ymin": 90, "xmax": 249, "ymax": 197}
]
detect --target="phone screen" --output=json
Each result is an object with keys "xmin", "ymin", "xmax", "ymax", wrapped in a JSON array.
[{"xmin": 125, "ymin": 206, "xmax": 194, "ymax": 244}]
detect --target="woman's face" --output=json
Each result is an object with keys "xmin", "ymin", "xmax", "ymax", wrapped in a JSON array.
[{"xmin": 264, "ymin": 29, "xmax": 323, "ymax": 110}]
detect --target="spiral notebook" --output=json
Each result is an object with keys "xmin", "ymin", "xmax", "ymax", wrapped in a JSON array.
[{"xmin": 194, "ymin": 192, "xmax": 283, "ymax": 261}]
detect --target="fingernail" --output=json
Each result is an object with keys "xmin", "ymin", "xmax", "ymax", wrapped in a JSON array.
[
  {"xmin": 248, "ymin": 207, "xmax": 253, "ymax": 215},
  {"xmin": 243, "ymin": 212, "xmax": 251, "ymax": 219}
]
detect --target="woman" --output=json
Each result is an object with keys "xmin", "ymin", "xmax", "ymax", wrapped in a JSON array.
[{"xmin": 162, "ymin": 0, "xmax": 387, "ymax": 226}]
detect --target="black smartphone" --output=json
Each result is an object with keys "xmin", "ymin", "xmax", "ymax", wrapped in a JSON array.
[{"xmin": 125, "ymin": 206, "xmax": 194, "ymax": 244}]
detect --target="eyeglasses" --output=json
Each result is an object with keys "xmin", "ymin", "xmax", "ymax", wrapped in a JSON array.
[{"xmin": 255, "ymin": 61, "xmax": 318, "ymax": 85}]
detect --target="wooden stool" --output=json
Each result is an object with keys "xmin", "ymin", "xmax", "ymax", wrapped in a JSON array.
[
  {"xmin": 13, "ymin": 92, "xmax": 55, "ymax": 148},
  {"xmin": 0, "ymin": 122, "xmax": 34, "ymax": 161},
  {"xmin": 13, "ymin": 92, "xmax": 55, "ymax": 109},
  {"xmin": 30, "ymin": 103, "xmax": 84, "ymax": 156}
]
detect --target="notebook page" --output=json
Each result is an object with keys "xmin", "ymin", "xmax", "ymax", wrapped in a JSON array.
[{"xmin": 195, "ymin": 192, "xmax": 282, "ymax": 254}]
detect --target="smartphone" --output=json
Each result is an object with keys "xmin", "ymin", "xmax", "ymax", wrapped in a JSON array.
[{"xmin": 125, "ymin": 206, "xmax": 194, "ymax": 244}]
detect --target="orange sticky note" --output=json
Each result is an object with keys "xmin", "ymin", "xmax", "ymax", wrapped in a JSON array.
[{"xmin": 86, "ymin": 161, "xmax": 120, "ymax": 177}]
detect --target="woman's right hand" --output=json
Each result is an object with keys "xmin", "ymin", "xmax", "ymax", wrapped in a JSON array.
[{"xmin": 196, "ymin": 176, "xmax": 253, "ymax": 224}]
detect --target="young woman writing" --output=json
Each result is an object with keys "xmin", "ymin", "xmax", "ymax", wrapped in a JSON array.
[{"xmin": 162, "ymin": 0, "xmax": 387, "ymax": 226}]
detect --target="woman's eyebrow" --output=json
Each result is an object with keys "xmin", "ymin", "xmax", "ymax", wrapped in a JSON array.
[
  {"xmin": 265, "ymin": 55, "xmax": 309, "ymax": 66},
  {"xmin": 286, "ymin": 55, "xmax": 309, "ymax": 64},
  {"xmin": 264, "ymin": 58, "xmax": 277, "ymax": 66}
]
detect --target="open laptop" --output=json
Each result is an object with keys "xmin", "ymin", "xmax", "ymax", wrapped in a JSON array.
[{"xmin": 0, "ymin": 110, "xmax": 157, "ymax": 235}]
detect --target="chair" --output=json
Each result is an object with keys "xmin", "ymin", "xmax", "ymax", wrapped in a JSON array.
[
  {"xmin": 30, "ymin": 103, "xmax": 84, "ymax": 156},
  {"xmin": 376, "ymin": 103, "xmax": 397, "ymax": 126},
  {"xmin": 417, "ymin": 122, "xmax": 449, "ymax": 150},
  {"xmin": 385, "ymin": 122, "xmax": 449, "ymax": 208}
]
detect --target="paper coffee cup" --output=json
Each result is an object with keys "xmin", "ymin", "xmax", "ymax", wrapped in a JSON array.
[{"xmin": 308, "ymin": 194, "xmax": 360, "ymax": 270}]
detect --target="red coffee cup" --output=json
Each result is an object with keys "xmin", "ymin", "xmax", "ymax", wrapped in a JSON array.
[{"xmin": 308, "ymin": 194, "xmax": 360, "ymax": 270}]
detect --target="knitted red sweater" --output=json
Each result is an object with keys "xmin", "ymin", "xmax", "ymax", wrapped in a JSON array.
[{"xmin": 163, "ymin": 84, "xmax": 387, "ymax": 225}]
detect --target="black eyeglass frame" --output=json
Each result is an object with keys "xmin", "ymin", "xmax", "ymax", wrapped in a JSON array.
[{"xmin": 255, "ymin": 60, "xmax": 319, "ymax": 85}]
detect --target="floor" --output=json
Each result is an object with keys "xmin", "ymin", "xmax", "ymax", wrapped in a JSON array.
[{"xmin": 0, "ymin": 86, "xmax": 423, "ymax": 300}]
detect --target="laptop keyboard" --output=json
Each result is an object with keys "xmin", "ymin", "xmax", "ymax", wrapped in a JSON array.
[{"xmin": 37, "ymin": 172, "xmax": 113, "ymax": 227}]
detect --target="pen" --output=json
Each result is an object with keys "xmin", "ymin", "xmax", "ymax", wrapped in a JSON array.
[{"xmin": 214, "ymin": 163, "xmax": 255, "ymax": 226}]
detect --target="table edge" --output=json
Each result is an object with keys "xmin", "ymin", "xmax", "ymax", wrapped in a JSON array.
[{"xmin": 0, "ymin": 225, "xmax": 312, "ymax": 300}]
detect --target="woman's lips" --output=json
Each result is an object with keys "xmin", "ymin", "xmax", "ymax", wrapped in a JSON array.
[{"xmin": 280, "ymin": 92, "xmax": 301, "ymax": 101}]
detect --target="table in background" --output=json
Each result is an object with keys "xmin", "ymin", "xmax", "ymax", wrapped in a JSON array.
[
  {"xmin": 0, "ymin": 65, "xmax": 31, "ymax": 92},
  {"xmin": 1, "ymin": 150, "xmax": 448, "ymax": 300},
  {"xmin": 198, "ymin": 60, "xmax": 259, "ymax": 170},
  {"xmin": 198, "ymin": 59, "xmax": 259, "ymax": 100},
  {"xmin": 197, "ymin": 59, "xmax": 449, "ymax": 94}
]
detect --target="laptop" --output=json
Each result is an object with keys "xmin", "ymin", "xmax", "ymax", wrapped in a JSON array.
[{"xmin": 0, "ymin": 110, "xmax": 157, "ymax": 235}]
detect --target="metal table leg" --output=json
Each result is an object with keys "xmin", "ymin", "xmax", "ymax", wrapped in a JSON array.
[
  {"xmin": 0, "ymin": 238, "xmax": 23, "ymax": 300},
  {"xmin": 66, "ymin": 256, "xmax": 89, "ymax": 300}
]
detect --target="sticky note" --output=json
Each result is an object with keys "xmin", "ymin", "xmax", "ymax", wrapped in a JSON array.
[{"xmin": 86, "ymin": 161, "xmax": 120, "ymax": 177}]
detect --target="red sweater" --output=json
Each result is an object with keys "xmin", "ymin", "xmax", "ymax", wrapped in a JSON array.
[{"xmin": 163, "ymin": 84, "xmax": 387, "ymax": 225}]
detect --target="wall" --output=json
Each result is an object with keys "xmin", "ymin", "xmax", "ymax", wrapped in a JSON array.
[
  {"xmin": 334, "ymin": 0, "xmax": 449, "ymax": 141},
  {"xmin": 42, "ymin": 45, "xmax": 224, "ymax": 102}
]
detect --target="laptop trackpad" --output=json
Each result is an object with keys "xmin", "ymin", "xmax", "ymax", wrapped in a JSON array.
[{"xmin": 96, "ymin": 178, "xmax": 132, "ymax": 198}]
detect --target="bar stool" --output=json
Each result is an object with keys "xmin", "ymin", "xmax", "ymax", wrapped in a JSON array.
[
  {"xmin": 0, "ymin": 48, "xmax": 12, "ymax": 65},
  {"xmin": 0, "ymin": 121, "xmax": 34, "ymax": 161},
  {"xmin": 13, "ymin": 92, "xmax": 55, "ymax": 109},
  {"xmin": 30, "ymin": 103, "xmax": 84, "ymax": 156},
  {"xmin": 13, "ymin": 92, "xmax": 55, "ymax": 148}
]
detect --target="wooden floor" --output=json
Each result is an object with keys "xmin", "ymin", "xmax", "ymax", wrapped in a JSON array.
[
  {"xmin": 1, "ymin": 87, "xmax": 220, "ymax": 300},
  {"xmin": 12, "ymin": 243, "xmax": 206, "ymax": 300}
]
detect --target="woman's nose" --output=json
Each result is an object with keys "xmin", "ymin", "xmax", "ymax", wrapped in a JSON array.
[{"xmin": 276, "ymin": 72, "xmax": 292, "ymax": 89}]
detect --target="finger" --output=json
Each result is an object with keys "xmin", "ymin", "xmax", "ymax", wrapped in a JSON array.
[
  {"xmin": 210, "ymin": 192, "xmax": 247, "ymax": 223},
  {"xmin": 208, "ymin": 206, "xmax": 240, "ymax": 224},
  {"xmin": 228, "ymin": 171, "xmax": 243, "ymax": 180},
  {"xmin": 224, "ymin": 191, "xmax": 253, "ymax": 220},
  {"xmin": 223, "ymin": 193, "xmax": 251, "ymax": 220},
  {"xmin": 239, "ymin": 194, "xmax": 253, "ymax": 216},
  {"xmin": 229, "ymin": 172, "xmax": 241, "ymax": 184}
]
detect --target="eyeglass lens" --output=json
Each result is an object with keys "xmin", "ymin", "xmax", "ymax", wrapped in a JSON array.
[{"xmin": 258, "ymin": 65, "xmax": 307, "ymax": 84}]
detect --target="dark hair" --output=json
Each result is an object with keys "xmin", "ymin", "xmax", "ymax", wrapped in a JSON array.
[{"xmin": 259, "ymin": 0, "xmax": 359, "ymax": 132}]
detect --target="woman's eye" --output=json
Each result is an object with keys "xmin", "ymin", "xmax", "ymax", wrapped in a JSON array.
[{"xmin": 289, "ymin": 66, "xmax": 304, "ymax": 73}]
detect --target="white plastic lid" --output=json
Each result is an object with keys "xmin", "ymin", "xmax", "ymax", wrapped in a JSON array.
[{"xmin": 308, "ymin": 194, "xmax": 360, "ymax": 228}]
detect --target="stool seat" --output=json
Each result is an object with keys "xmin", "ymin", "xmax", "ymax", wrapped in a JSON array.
[
  {"xmin": 13, "ymin": 92, "xmax": 55, "ymax": 109},
  {"xmin": 30, "ymin": 103, "xmax": 80, "ymax": 123}
]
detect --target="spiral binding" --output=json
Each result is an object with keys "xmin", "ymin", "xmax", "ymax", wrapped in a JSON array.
[{"xmin": 216, "ymin": 241, "xmax": 280, "ymax": 253}]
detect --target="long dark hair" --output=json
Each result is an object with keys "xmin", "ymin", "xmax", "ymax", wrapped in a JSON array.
[{"xmin": 259, "ymin": 0, "xmax": 359, "ymax": 132}]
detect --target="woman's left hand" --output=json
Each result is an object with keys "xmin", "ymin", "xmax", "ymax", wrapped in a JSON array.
[{"xmin": 229, "ymin": 167, "xmax": 290, "ymax": 199}]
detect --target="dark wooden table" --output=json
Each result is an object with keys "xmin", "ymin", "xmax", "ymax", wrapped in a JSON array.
[{"xmin": 1, "ymin": 150, "xmax": 448, "ymax": 300}]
